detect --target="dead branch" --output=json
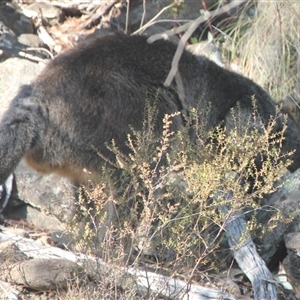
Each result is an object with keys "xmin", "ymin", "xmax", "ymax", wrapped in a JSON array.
[
  {"xmin": 133, "ymin": 2, "xmax": 177, "ymax": 35},
  {"xmin": 147, "ymin": 0, "xmax": 250, "ymax": 87},
  {"xmin": 218, "ymin": 177, "xmax": 278, "ymax": 300},
  {"xmin": 81, "ymin": 0, "xmax": 119, "ymax": 29}
]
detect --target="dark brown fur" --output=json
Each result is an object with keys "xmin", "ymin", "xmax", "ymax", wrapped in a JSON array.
[{"xmin": 1, "ymin": 34, "xmax": 300, "ymax": 185}]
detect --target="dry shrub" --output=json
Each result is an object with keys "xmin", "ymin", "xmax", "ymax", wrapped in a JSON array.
[{"xmin": 69, "ymin": 99, "xmax": 291, "ymax": 298}]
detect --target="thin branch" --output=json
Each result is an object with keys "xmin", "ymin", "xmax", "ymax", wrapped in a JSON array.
[
  {"xmin": 81, "ymin": 0, "xmax": 118, "ymax": 29},
  {"xmin": 147, "ymin": 0, "xmax": 249, "ymax": 87},
  {"xmin": 133, "ymin": 2, "xmax": 177, "ymax": 35}
]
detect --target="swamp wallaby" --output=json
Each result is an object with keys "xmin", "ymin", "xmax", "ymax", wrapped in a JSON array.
[{"xmin": 1, "ymin": 34, "xmax": 300, "ymax": 186}]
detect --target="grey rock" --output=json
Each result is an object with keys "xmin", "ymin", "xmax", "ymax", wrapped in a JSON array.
[
  {"xmin": 0, "ymin": 5, "xmax": 33, "ymax": 36},
  {"xmin": 9, "ymin": 258, "xmax": 82, "ymax": 290},
  {"xmin": 14, "ymin": 162, "xmax": 75, "ymax": 222},
  {"xmin": 0, "ymin": 57, "xmax": 45, "ymax": 117},
  {"xmin": 18, "ymin": 33, "xmax": 44, "ymax": 47},
  {"xmin": 283, "ymin": 232, "xmax": 300, "ymax": 294},
  {"xmin": 0, "ymin": 279, "xmax": 20, "ymax": 300},
  {"xmin": 6, "ymin": 204, "xmax": 64, "ymax": 232},
  {"xmin": 50, "ymin": 230, "xmax": 76, "ymax": 250},
  {"xmin": 23, "ymin": 2, "xmax": 64, "ymax": 25},
  {"xmin": 257, "ymin": 169, "xmax": 300, "ymax": 265}
]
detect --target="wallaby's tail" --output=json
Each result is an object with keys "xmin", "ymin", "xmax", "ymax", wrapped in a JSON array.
[{"xmin": 0, "ymin": 85, "xmax": 39, "ymax": 184}]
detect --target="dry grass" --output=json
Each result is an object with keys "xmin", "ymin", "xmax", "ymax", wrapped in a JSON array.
[{"xmin": 235, "ymin": 1, "xmax": 300, "ymax": 100}]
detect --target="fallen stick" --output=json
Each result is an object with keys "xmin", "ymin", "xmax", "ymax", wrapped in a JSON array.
[{"xmin": 218, "ymin": 187, "xmax": 278, "ymax": 300}]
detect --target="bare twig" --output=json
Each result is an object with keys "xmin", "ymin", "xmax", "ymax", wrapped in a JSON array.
[
  {"xmin": 81, "ymin": 0, "xmax": 119, "ymax": 29},
  {"xmin": 147, "ymin": 0, "xmax": 249, "ymax": 87},
  {"xmin": 125, "ymin": 0, "xmax": 130, "ymax": 34},
  {"xmin": 18, "ymin": 51, "xmax": 49, "ymax": 64},
  {"xmin": 223, "ymin": 208, "xmax": 278, "ymax": 300},
  {"xmin": 26, "ymin": 47, "xmax": 54, "ymax": 59},
  {"xmin": 201, "ymin": 0, "xmax": 215, "ymax": 37},
  {"xmin": 140, "ymin": 0, "xmax": 146, "ymax": 28},
  {"xmin": 133, "ymin": 2, "xmax": 177, "ymax": 35},
  {"xmin": 217, "ymin": 172, "xmax": 278, "ymax": 300},
  {"xmin": 37, "ymin": 26, "xmax": 56, "ymax": 49}
]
